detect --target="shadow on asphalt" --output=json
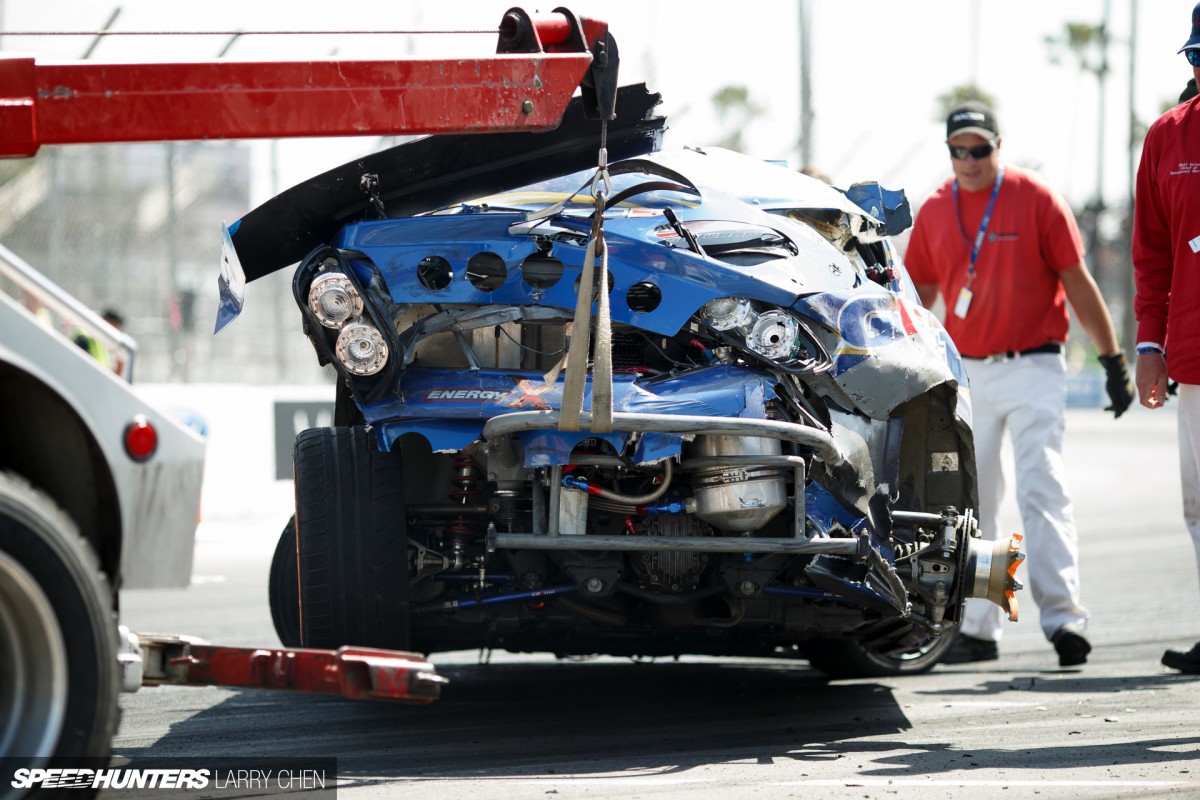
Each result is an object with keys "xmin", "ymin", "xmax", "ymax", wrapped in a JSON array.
[
  {"xmin": 916, "ymin": 671, "xmax": 1200, "ymax": 696},
  {"xmin": 848, "ymin": 734, "xmax": 1200, "ymax": 777},
  {"xmin": 118, "ymin": 660, "xmax": 913, "ymax": 779}
]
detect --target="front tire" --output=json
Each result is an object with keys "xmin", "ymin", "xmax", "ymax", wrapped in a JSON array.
[
  {"xmin": 293, "ymin": 427, "xmax": 410, "ymax": 650},
  {"xmin": 804, "ymin": 620, "xmax": 959, "ymax": 678},
  {"xmin": 0, "ymin": 471, "xmax": 118, "ymax": 791}
]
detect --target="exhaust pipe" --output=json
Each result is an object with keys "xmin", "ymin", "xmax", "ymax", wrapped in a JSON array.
[{"xmin": 965, "ymin": 533, "xmax": 1025, "ymax": 621}]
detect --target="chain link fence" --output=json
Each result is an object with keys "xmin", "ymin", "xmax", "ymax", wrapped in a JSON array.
[{"xmin": 0, "ymin": 141, "xmax": 333, "ymax": 386}]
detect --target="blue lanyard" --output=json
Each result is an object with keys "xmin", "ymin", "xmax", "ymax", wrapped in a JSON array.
[{"xmin": 952, "ymin": 164, "xmax": 1004, "ymax": 284}]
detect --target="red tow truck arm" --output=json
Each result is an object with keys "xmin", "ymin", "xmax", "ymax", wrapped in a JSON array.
[
  {"xmin": 137, "ymin": 636, "xmax": 447, "ymax": 704},
  {"xmin": 0, "ymin": 6, "xmax": 618, "ymax": 158}
]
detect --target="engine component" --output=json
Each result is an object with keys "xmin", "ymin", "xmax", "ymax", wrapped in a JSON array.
[
  {"xmin": 631, "ymin": 513, "xmax": 712, "ymax": 592},
  {"xmin": 564, "ymin": 460, "xmax": 674, "ymax": 509},
  {"xmin": 558, "ymin": 485, "xmax": 589, "ymax": 536},
  {"xmin": 688, "ymin": 435, "xmax": 787, "ymax": 532},
  {"xmin": 489, "ymin": 488, "xmax": 532, "ymax": 532}
]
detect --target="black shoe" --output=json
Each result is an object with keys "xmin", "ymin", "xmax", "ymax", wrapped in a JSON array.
[
  {"xmin": 941, "ymin": 634, "xmax": 999, "ymax": 664},
  {"xmin": 1052, "ymin": 625, "xmax": 1091, "ymax": 667},
  {"xmin": 1161, "ymin": 642, "xmax": 1200, "ymax": 674}
]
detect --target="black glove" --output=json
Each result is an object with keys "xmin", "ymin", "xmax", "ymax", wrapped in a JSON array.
[{"xmin": 1099, "ymin": 352, "xmax": 1135, "ymax": 418}]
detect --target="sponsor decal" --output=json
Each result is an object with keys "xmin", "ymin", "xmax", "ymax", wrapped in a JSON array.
[
  {"xmin": 422, "ymin": 377, "xmax": 554, "ymax": 410},
  {"xmin": 501, "ymin": 378, "xmax": 553, "ymax": 410},
  {"xmin": 424, "ymin": 388, "xmax": 510, "ymax": 402},
  {"xmin": 831, "ymin": 293, "xmax": 925, "ymax": 374}
]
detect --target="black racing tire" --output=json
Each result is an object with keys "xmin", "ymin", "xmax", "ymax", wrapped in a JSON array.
[
  {"xmin": 267, "ymin": 515, "xmax": 301, "ymax": 648},
  {"xmin": 293, "ymin": 427, "xmax": 410, "ymax": 650},
  {"xmin": 804, "ymin": 621, "xmax": 959, "ymax": 679},
  {"xmin": 0, "ymin": 471, "xmax": 118, "ymax": 786}
]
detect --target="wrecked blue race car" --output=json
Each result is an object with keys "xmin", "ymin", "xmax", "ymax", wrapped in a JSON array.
[{"xmin": 219, "ymin": 85, "xmax": 1023, "ymax": 678}]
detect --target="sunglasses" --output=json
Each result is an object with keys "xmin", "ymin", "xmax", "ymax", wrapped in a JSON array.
[
  {"xmin": 1187, "ymin": 49, "xmax": 1200, "ymax": 67},
  {"xmin": 947, "ymin": 141, "xmax": 996, "ymax": 160}
]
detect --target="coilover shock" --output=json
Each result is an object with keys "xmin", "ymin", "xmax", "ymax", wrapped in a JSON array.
[{"xmin": 445, "ymin": 451, "xmax": 484, "ymax": 553}]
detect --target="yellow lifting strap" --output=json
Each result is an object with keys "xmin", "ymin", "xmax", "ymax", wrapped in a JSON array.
[{"xmin": 557, "ymin": 201, "xmax": 613, "ymax": 433}]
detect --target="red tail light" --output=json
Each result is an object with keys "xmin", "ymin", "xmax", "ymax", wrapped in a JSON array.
[{"xmin": 124, "ymin": 416, "xmax": 158, "ymax": 462}]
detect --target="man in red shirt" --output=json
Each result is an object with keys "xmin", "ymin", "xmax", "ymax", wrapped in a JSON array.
[
  {"xmin": 906, "ymin": 101, "xmax": 1133, "ymax": 667},
  {"xmin": 1133, "ymin": 2, "xmax": 1200, "ymax": 674}
]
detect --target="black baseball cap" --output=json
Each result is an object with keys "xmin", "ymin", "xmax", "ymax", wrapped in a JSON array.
[
  {"xmin": 946, "ymin": 102, "xmax": 999, "ymax": 141},
  {"xmin": 1181, "ymin": 2, "xmax": 1200, "ymax": 52}
]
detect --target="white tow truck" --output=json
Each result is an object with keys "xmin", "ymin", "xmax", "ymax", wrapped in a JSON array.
[{"xmin": 0, "ymin": 242, "xmax": 205, "ymax": 775}]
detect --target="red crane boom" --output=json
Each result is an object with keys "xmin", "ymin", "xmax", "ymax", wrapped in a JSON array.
[{"xmin": 0, "ymin": 7, "xmax": 617, "ymax": 158}]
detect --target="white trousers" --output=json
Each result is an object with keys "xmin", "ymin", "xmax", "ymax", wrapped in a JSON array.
[
  {"xmin": 1176, "ymin": 385, "xmax": 1200, "ymax": 591},
  {"xmin": 959, "ymin": 353, "xmax": 1088, "ymax": 642}
]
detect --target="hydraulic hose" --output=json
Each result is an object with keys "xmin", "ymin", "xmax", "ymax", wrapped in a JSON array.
[{"xmin": 593, "ymin": 459, "xmax": 673, "ymax": 505}]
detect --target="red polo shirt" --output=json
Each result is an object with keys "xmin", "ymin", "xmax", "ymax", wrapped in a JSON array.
[
  {"xmin": 1133, "ymin": 95, "xmax": 1200, "ymax": 384},
  {"xmin": 904, "ymin": 164, "xmax": 1085, "ymax": 358}
]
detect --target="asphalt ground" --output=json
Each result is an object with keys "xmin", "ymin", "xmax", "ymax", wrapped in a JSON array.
[{"xmin": 117, "ymin": 407, "xmax": 1200, "ymax": 799}]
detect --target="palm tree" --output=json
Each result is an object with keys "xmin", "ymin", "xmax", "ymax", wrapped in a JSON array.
[{"xmin": 711, "ymin": 85, "xmax": 764, "ymax": 153}]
